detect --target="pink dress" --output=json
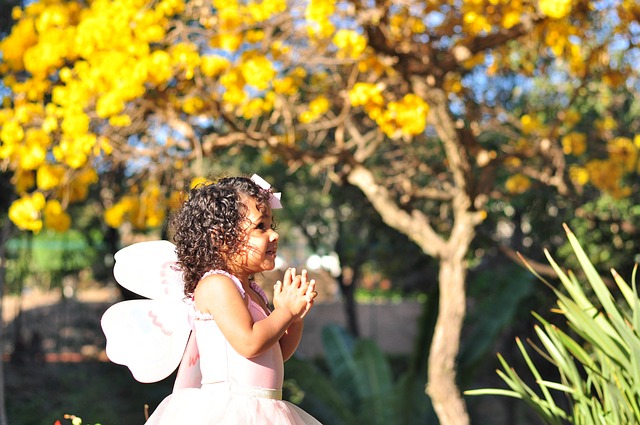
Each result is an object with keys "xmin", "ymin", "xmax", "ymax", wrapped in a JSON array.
[{"xmin": 145, "ymin": 270, "xmax": 322, "ymax": 425}]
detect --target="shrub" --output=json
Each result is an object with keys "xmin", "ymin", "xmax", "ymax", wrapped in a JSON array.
[{"xmin": 467, "ymin": 225, "xmax": 640, "ymax": 424}]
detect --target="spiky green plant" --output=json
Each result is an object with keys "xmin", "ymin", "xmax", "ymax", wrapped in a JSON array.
[{"xmin": 466, "ymin": 225, "xmax": 640, "ymax": 424}]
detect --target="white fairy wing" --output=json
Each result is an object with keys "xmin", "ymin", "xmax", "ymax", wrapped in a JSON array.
[
  {"xmin": 172, "ymin": 332, "xmax": 202, "ymax": 390},
  {"xmin": 101, "ymin": 299, "xmax": 192, "ymax": 383},
  {"xmin": 112, "ymin": 240, "xmax": 184, "ymax": 300}
]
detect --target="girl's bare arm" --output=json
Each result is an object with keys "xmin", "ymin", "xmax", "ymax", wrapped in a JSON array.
[{"xmin": 194, "ymin": 271, "xmax": 311, "ymax": 358}]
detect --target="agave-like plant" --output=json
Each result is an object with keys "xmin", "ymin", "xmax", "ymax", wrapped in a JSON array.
[{"xmin": 466, "ymin": 225, "xmax": 640, "ymax": 424}]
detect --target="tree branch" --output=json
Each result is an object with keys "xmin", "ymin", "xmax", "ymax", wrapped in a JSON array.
[{"xmin": 346, "ymin": 164, "xmax": 446, "ymax": 257}]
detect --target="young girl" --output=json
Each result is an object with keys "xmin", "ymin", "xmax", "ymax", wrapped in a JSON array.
[{"xmin": 145, "ymin": 176, "xmax": 321, "ymax": 424}]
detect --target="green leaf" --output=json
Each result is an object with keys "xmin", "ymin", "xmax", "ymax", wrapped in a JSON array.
[
  {"xmin": 468, "ymin": 225, "xmax": 640, "ymax": 424},
  {"xmin": 285, "ymin": 356, "xmax": 355, "ymax": 424},
  {"xmin": 352, "ymin": 339, "xmax": 395, "ymax": 425},
  {"xmin": 321, "ymin": 324, "xmax": 361, "ymax": 406}
]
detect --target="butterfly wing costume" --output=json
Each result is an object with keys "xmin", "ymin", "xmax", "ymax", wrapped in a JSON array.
[{"xmin": 101, "ymin": 240, "xmax": 202, "ymax": 389}]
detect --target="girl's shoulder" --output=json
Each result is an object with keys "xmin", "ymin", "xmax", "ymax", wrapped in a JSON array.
[
  {"xmin": 198, "ymin": 269, "xmax": 246, "ymax": 298},
  {"xmin": 197, "ymin": 270, "xmax": 268, "ymax": 305}
]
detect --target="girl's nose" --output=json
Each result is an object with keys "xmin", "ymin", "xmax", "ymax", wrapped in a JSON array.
[{"xmin": 270, "ymin": 230, "xmax": 279, "ymax": 242}]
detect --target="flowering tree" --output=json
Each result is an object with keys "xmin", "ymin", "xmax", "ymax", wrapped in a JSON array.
[{"xmin": 1, "ymin": 0, "xmax": 640, "ymax": 423}]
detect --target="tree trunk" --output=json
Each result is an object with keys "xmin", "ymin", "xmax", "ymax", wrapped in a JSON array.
[
  {"xmin": 0, "ymin": 218, "xmax": 12, "ymax": 425},
  {"xmin": 336, "ymin": 273, "xmax": 360, "ymax": 336},
  {"xmin": 426, "ymin": 222, "xmax": 474, "ymax": 425},
  {"xmin": 346, "ymin": 165, "xmax": 481, "ymax": 425}
]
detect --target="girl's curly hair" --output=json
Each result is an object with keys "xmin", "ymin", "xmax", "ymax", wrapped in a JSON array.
[{"xmin": 171, "ymin": 176, "xmax": 275, "ymax": 295}]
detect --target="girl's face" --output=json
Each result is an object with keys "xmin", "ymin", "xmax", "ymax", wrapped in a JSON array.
[{"xmin": 230, "ymin": 197, "xmax": 279, "ymax": 277}]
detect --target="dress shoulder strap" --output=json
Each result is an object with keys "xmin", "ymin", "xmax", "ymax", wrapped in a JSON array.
[
  {"xmin": 249, "ymin": 281, "xmax": 269, "ymax": 305},
  {"xmin": 200, "ymin": 269, "xmax": 246, "ymax": 298}
]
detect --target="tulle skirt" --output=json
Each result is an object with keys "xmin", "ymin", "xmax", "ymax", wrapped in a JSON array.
[{"xmin": 145, "ymin": 383, "xmax": 322, "ymax": 425}]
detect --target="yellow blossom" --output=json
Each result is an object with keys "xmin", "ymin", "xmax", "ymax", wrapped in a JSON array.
[
  {"xmin": 200, "ymin": 55, "xmax": 231, "ymax": 78},
  {"xmin": 563, "ymin": 109, "xmax": 581, "ymax": 127},
  {"xmin": 109, "ymin": 114, "xmax": 132, "ymax": 127},
  {"xmin": 300, "ymin": 96, "xmax": 330, "ymax": 123},
  {"xmin": 105, "ymin": 199, "xmax": 130, "ymax": 228},
  {"xmin": 14, "ymin": 102, "xmax": 43, "ymax": 123},
  {"xmin": 44, "ymin": 200, "xmax": 71, "ymax": 232},
  {"xmin": 211, "ymin": 33, "xmax": 244, "ymax": 52},
  {"xmin": 502, "ymin": 10, "xmax": 521, "ymax": 29},
  {"xmin": 223, "ymin": 88, "xmax": 247, "ymax": 107},
  {"xmin": 157, "ymin": 0, "xmax": 185, "ymax": 16},
  {"xmin": 96, "ymin": 92, "xmax": 126, "ymax": 118},
  {"xmin": 379, "ymin": 94, "xmax": 429, "ymax": 137},
  {"xmin": 349, "ymin": 82, "xmax": 384, "ymax": 110},
  {"xmin": 13, "ymin": 170, "xmax": 36, "ymax": 194},
  {"xmin": 602, "ymin": 71, "xmax": 625, "ymax": 87},
  {"xmin": 561, "ymin": 132, "xmax": 586, "ymax": 156},
  {"xmin": 0, "ymin": 18, "xmax": 39, "ymax": 71},
  {"xmin": 24, "ymin": 26, "xmax": 76, "ymax": 77},
  {"xmin": 19, "ymin": 128, "xmax": 50, "ymax": 170},
  {"xmin": 51, "ymin": 82, "xmax": 90, "ymax": 110},
  {"xmin": 53, "ymin": 134, "xmax": 96, "ymax": 168},
  {"xmin": 569, "ymin": 165, "xmax": 589, "ymax": 186},
  {"xmin": 306, "ymin": 0, "xmax": 336, "ymax": 38},
  {"xmin": 357, "ymin": 56, "xmax": 390, "ymax": 76},
  {"xmin": 182, "ymin": 97, "xmax": 206, "ymax": 115},
  {"xmin": 240, "ymin": 96, "xmax": 274, "ymax": 119},
  {"xmin": 61, "ymin": 111, "xmax": 90, "ymax": 136},
  {"xmin": 9, "ymin": 192, "xmax": 46, "ymax": 232},
  {"xmin": 240, "ymin": 55, "xmax": 276, "ymax": 90},
  {"xmin": 608, "ymin": 137, "xmax": 637, "ymax": 172},
  {"xmin": 42, "ymin": 115, "xmax": 58, "ymax": 133},
  {"xmin": 261, "ymin": 150, "xmax": 274, "ymax": 166},
  {"xmin": 247, "ymin": 0, "xmax": 286, "ymax": 22},
  {"xmin": 270, "ymin": 40, "xmax": 291, "ymax": 60},
  {"xmin": 168, "ymin": 190, "xmax": 184, "ymax": 210},
  {"xmin": 37, "ymin": 163, "xmax": 66, "ymax": 190},
  {"xmin": 132, "ymin": 9, "xmax": 167, "ymax": 42},
  {"xmin": 505, "ymin": 173, "xmax": 532, "ymax": 194},
  {"xmin": 538, "ymin": 0, "xmax": 572, "ymax": 19},
  {"xmin": 190, "ymin": 177, "xmax": 211, "ymax": 188},
  {"xmin": 463, "ymin": 11, "xmax": 491, "ymax": 35},
  {"xmin": 333, "ymin": 29, "xmax": 367, "ymax": 59},
  {"xmin": 585, "ymin": 159, "xmax": 625, "ymax": 195},
  {"xmin": 96, "ymin": 136, "xmax": 113, "ymax": 156},
  {"xmin": 520, "ymin": 114, "xmax": 541, "ymax": 135},
  {"xmin": 220, "ymin": 70, "xmax": 247, "ymax": 106},
  {"xmin": 171, "ymin": 42, "xmax": 200, "ymax": 80},
  {"xmin": 273, "ymin": 77, "xmax": 298, "ymax": 96},
  {"xmin": 504, "ymin": 156, "xmax": 522, "ymax": 168},
  {"xmin": 443, "ymin": 74, "xmax": 463, "ymax": 93},
  {"xmin": 1, "ymin": 120, "xmax": 24, "ymax": 148},
  {"xmin": 139, "ymin": 182, "xmax": 165, "ymax": 228},
  {"xmin": 64, "ymin": 167, "xmax": 98, "ymax": 202},
  {"xmin": 291, "ymin": 67, "xmax": 307, "ymax": 80},
  {"xmin": 245, "ymin": 30, "xmax": 264, "ymax": 43},
  {"xmin": 595, "ymin": 116, "xmax": 617, "ymax": 132},
  {"xmin": 147, "ymin": 50, "xmax": 174, "ymax": 85}
]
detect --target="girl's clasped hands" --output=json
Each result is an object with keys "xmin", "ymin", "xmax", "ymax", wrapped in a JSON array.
[{"xmin": 273, "ymin": 268, "xmax": 317, "ymax": 321}]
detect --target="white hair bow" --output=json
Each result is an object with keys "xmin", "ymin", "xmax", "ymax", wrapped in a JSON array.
[{"xmin": 251, "ymin": 174, "xmax": 282, "ymax": 209}]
